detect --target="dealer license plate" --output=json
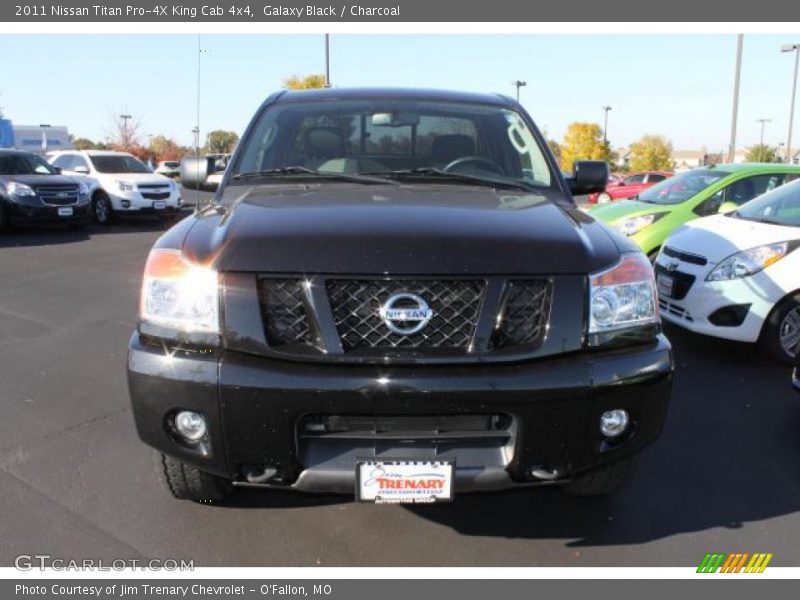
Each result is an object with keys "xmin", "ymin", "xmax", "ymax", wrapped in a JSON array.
[
  {"xmin": 657, "ymin": 273, "xmax": 674, "ymax": 299},
  {"xmin": 153, "ymin": 201, "xmax": 167, "ymax": 210},
  {"xmin": 57, "ymin": 207, "xmax": 73, "ymax": 217},
  {"xmin": 356, "ymin": 460, "xmax": 454, "ymax": 504}
]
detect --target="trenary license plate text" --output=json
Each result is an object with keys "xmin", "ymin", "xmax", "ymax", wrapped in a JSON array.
[{"xmin": 356, "ymin": 460, "xmax": 454, "ymax": 504}]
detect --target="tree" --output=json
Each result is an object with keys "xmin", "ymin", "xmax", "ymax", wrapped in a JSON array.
[
  {"xmin": 71, "ymin": 137, "xmax": 108, "ymax": 151},
  {"xmin": 628, "ymin": 135, "xmax": 674, "ymax": 171},
  {"xmin": 283, "ymin": 74, "xmax": 327, "ymax": 90},
  {"xmin": 745, "ymin": 144, "xmax": 779, "ymax": 163},
  {"xmin": 206, "ymin": 130, "xmax": 239, "ymax": 154},
  {"xmin": 149, "ymin": 135, "xmax": 185, "ymax": 162},
  {"xmin": 106, "ymin": 112, "xmax": 142, "ymax": 150},
  {"xmin": 560, "ymin": 122, "xmax": 611, "ymax": 172}
]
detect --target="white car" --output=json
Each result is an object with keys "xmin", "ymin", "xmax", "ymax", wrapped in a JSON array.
[
  {"xmin": 656, "ymin": 180, "xmax": 800, "ymax": 363},
  {"xmin": 155, "ymin": 160, "xmax": 181, "ymax": 178},
  {"xmin": 47, "ymin": 150, "xmax": 182, "ymax": 225}
]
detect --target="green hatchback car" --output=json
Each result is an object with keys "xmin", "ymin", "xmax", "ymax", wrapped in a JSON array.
[{"xmin": 589, "ymin": 163, "xmax": 800, "ymax": 259}]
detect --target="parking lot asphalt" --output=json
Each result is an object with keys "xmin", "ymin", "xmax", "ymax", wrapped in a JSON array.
[{"xmin": 1, "ymin": 190, "xmax": 799, "ymax": 567}]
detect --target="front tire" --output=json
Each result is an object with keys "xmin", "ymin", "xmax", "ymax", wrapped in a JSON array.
[
  {"xmin": 759, "ymin": 294, "xmax": 800, "ymax": 365},
  {"xmin": 563, "ymin": 456, "xmax": 638, "ymax": 496},
  {"xmin": 0, "ymin": 204, "xmax": 9, "ymax": 233},
  {"xmin": 155, "ymin": 452, "xmax": 233, "ymax": 503},
  {"xmin": 92, "ymin": 192, "xmax": 115, "ymax": 225}
]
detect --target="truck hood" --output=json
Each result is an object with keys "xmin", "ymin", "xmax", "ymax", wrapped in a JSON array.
[
  {"xmin": 2, "ymin": 174, "xmax": 80, "ymax": 187},
  {"xmin": 666, "ymin": 214, "xmax": 800, "ymax": 264},
  {"xmin": 181, "ymin": 183, "xmax": 622, "ymax": 275}
]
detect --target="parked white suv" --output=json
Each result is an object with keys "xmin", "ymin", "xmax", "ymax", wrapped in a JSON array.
[{"xmin": 47, "ymin": 150, "xmax": 182, "ymax": 225}]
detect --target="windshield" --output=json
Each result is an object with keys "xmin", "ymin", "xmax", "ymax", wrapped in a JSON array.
[
  {"xmin": 638, "ymin": 169, "xmax": 728, "ymax": 205},
  {"xmin": 90, "ymin": 155, "xmax": 151, "ymax": 174},
  {"xmin": 735, "ymin": 179, "xmax": 800, "ymax": 227},
  {"xmin": 233, "ymin": 99, "xmax": 555, "ymax": 189},
  {"xmin": 0, "ymin": 153, "xmax": 58, "ymax": 176}
]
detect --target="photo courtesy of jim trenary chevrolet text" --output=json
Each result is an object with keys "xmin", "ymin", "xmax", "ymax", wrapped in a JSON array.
[{"xmin": 1, "ymin": 0, "xmax": 800, "ymax": 595}]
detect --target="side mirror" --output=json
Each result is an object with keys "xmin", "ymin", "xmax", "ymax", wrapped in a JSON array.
[
  {"xmin": 566, "ymin": 160, "xmax": 609, "ymax": 196},
  {"xmin": 180, "ymin": 156, "xmax": 215, "ymax": 191},
  {"xmin": 52, "ymin": 166, "xmax": 62, "ymax": 174},
  {"xmin": 718, "ymin": 201, "xmax": 738, "ymax": 214},
  {"xmin": 73, "ymin": 165, "xmax": 90, "ymax": 175}
]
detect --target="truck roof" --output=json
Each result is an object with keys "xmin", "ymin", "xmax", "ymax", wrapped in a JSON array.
[{"xmin": 274, "ymin": 87, "xmax": 516, "ymax": 107}]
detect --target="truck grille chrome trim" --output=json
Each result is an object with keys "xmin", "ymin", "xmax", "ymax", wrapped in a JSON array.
[{"xmin": 255, "ymin": 275, "xmax": 552, "ymax": 362}]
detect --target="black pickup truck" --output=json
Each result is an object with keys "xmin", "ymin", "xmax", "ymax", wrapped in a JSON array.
[{"xmin": 128, "ymin": 88, "xmax": 673, "ymax": 504}]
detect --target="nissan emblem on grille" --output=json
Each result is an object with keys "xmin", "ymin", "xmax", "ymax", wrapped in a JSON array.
[{"xmin": 378, "ymin": 293, "xmax": 433, "ymax": 335}]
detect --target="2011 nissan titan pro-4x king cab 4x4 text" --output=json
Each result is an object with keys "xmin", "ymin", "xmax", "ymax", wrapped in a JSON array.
[{"xmin": 127, "ymin": 88, "xmax": 673, "ymax": 504}]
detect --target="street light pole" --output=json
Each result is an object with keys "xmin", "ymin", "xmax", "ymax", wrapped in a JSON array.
[
  {"xmin": 781, "ymin": 43, "xmax": 800, "ymax": 164},
  {"xmin": 757, "ymin": 118, "xmax": 772, "ymax": 146},
  {"xmin": 119, "ymin": 114, "xmax": 131, "ymax": 147},
  {"xmin": 728, "ymin": 34, "xmax": 744, "ymax": 163},
  {"xmin": 324, "ymin": 34, "xmax": 331, "ymax": 88},
  {"xmin": 511, "ymin": 80, "xmax": 526, "ymax": 103},
  {"xmin": 602, "ymin": 106, "xmax": 612, "ymax": 145}
]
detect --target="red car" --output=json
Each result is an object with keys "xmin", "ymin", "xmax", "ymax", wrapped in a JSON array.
[{"xmin": 588, "ymin": 170, "xmax": 673, "ymax": 204}]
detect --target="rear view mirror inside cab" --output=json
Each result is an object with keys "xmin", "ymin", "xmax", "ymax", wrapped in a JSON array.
[{"xmin": 371, "ymin": 111, "xmax": 420, "ymax": 127}]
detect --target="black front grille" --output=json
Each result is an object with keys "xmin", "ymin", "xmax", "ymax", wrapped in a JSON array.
[
  {"xmin": 662, "ymin": 246, "xmax": 708, "ymax": 266},
  {"xmin": 36, "ymin": 185, "xmax": 80, "ymax": 206},
  {"xmin": 258, "ymin": 279, "xmax": 316, "ymax": 348},
  {"xmin": 142, "ymin": 192, "xmax": 170, "ymax": 200},
  {"xmin": 327, "ymin": 279, "xmax": 484, "ymax": 351},
  {"xmin": 138, "ymin": 184, "xmax": 170, "ymax": 190},
  {"xmin": 491, "ymin": 280, "xmax": 551, "ymax": 349},
  {"xmin": 254, "ymin": 275, "xmax": 554, "ymax": 362}
]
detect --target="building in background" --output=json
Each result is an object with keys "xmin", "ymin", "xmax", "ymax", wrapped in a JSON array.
[{"xmin": 0, "ymin": 118, "xmax": 72, "ymax": 154}]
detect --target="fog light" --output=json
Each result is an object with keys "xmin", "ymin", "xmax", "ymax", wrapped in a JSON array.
[
  {"xmin": 174, "ymin": 411, "xmax": 207, "ymax": 441},
  {"xmin": 600, "ymin": 409, "xmax": 629, "ymax": 438},
  {"xmin": 121, "ymin": 200, "xmax": 131, "ymax": 208}
]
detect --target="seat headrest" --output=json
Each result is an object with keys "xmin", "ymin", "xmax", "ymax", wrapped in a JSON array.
[
  {"xmin": 430, "ymin": 135, "xmax": 476, "ymax": 163},
  {"xmin": 304, "ymin": 127, "xmax": 344, "ymax": 157}
]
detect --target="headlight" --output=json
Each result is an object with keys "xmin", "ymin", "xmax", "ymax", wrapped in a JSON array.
[
  {"xmin": 78, "ymin": 181, "xmax": 90, "ymax": 202},
  {"xmin": 615, "ymin": 213, "xmax": 664, "ymax": 237},
  {"xmin": 589, "ymin": 253, "xmax": 659, "ymax": 334},
  {"xmin": 116, "ymin": 180, "xmax": 135, "ymax": 192},
  {"xmin": 140, "ymin": 249, "xmax": 219, "ymax": 334},
  {"xmin": 706, "ymin": 242, "xmax": 794, "ymax": 281},
  {"xmin": 7, "ymin": 182, "xmax": 36, "ymax": 198}
]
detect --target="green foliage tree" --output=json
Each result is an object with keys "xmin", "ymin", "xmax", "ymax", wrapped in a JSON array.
[
  {"xmin": 628, "ymin": 135, "xmax": 674, "ymax": 171},
  {"xmin": 205, "ymin": 130, "xmax": 239, "ymax": 155},
  {"xmin": 283, "ymin": 74, "xmax": 328, "ymax": 90},
  {"xmin": 745, "ymin": 144, "xmax": 780, "ymax": 163},
  {"xmin": 560, "ymin": 122, "xmax": 611, "ymax": 172}
]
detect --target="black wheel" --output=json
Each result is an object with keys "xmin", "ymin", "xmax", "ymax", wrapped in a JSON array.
[
  {"xmin": 92, "ymin": 192, "xmax": 115, "ymax": 225},
  {"xmin": 154, "ymin": 452, "xmax": 233, "ymax": 503},
  {"xmin": 759, "ymin": 293, "xmax": 800, "ymax": 365},
  {"xmin": 563, "ymin": 456, "xmax": 638, "ymax": 496}
]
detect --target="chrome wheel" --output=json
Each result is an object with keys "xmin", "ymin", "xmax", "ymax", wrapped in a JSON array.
[
  {"xmin": 94, "ymin": 196, "xmax": 110, "ymax": 224},
  {"xmin": 597, "ymin": 193, "xmax": 612, "ymax": 204},
  {"xmin": 779, "ymin": 306, "xmax": 800, "ymax": 358}
]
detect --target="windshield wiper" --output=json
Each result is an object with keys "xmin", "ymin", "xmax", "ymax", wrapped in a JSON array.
[
  {"xmin": 364, "ymin": 168, "xmax": 540, "ymax": 193},
  {"xmin": 232, "ymin": 166, "xmax": 396, "ymax": 185}
]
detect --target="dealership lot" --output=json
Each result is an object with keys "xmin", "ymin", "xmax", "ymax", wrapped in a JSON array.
[{"xmin": 0, "ymin": 190, "xmax": 799, "ymax": 567}]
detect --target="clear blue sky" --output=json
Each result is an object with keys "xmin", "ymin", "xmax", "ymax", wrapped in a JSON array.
[{"xmin": 1, "ymin": 34, "xmax": 798, "ymax": 151}]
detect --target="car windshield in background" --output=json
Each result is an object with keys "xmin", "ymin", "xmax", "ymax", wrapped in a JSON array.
[
  {"xmin": 638, "ymin": 169, "xmax": 728, "ymax": 205},
  {"xmin": 735, "ymin": 180, "xmax": 800, "ymax": 227},
  {"xmin": 233, "ymin": 99, "xmax": 555, "ymax": 190},
  {"xmin": 0, "ymin": 153, "xmax": 58, "ymax": 176},
  {"xmin": 90, "ymin": 155, "xmax": 151, "ymax": 174}
]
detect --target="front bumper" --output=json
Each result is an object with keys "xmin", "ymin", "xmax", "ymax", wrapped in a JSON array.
[
  {"xmin": 108, "ymin": 191, "xmax": 182, "ymax": 212},
  {"xmin": 8, "ymin": 202, "xmax": 92, "ymax": 225},
  {"xmin": 128, "ymin": 333, "xmax": 673, "ymax": 494}
]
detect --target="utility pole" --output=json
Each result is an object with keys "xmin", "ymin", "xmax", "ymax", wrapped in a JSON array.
[
  {"xmin": 757, "ymin": 118, "xmax": 772, "ymax": 146},
  {"xmin": 781, "ymin": 43, "xmax": 800, "ymax": 164},
  {"xmin": 728, "ymin": 34, "xmax": 744, "ymax": 163},
  {"xmin": 511, "ymin": 80, "xmax": 527, "ymax": 103},
  {"xmin": 602, "ymin": 106, "xmax": 612, "ymax": 145},
  {"xmin": 119, "ymin": 114, "xmax": 131, "ymax": 147},
  {"xmin": 325, "ymin": 34, "xmax": 331, "ymax": 88}
]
